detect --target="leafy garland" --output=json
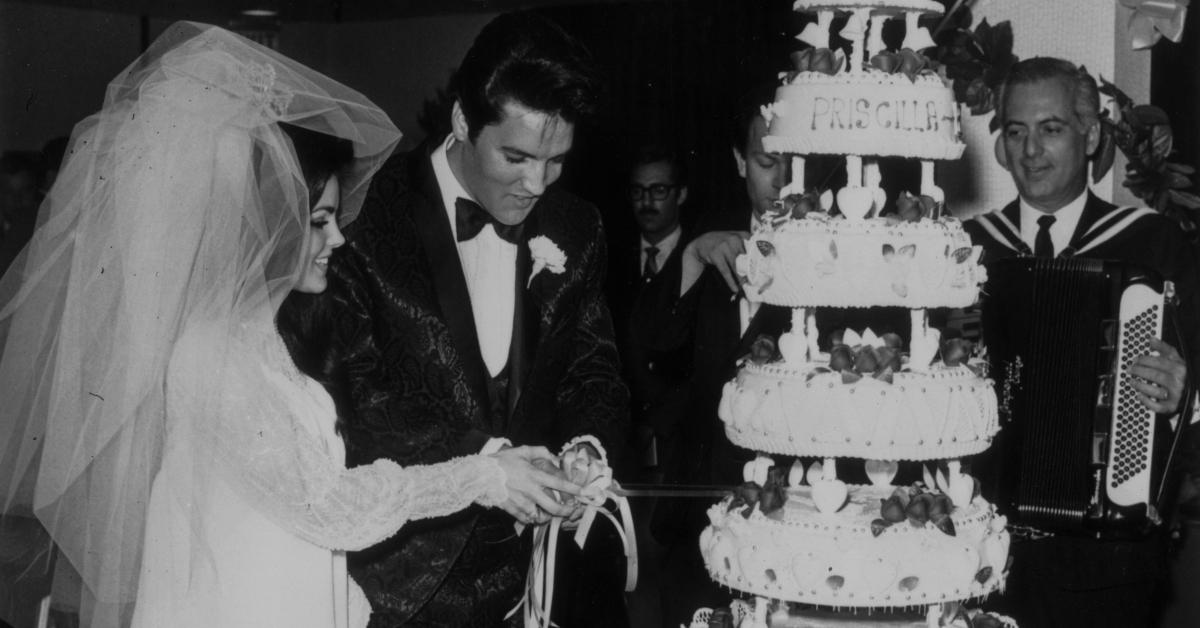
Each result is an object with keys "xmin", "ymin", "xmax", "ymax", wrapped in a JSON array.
[{"xmin": 927, "ymin": 1, "xmax": 1200, "ymax": 240}]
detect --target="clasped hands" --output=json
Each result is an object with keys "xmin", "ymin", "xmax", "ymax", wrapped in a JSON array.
[{"xmin": 489, "ymin": 443, "xmax": 602, "ymax": 526}]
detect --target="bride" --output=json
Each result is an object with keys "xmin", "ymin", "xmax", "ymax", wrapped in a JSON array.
[{"xmin": 0, "ymin": 23, "xmax": 578, "ymax": 628}]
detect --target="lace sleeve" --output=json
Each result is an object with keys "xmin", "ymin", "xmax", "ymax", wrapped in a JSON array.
[{"xmin": 167, "ymin": 324, "xmax": 508, "ymax": 551}]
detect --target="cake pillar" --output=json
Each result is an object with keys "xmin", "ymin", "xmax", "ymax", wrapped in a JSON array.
[
  {"xmin": 805, "ymin": 309, "xmax": 819, "ymax": 361},
  {"xmin": 911, "ymin": 308, "xmax": 928, "ymax": 341},
  {"xmin": 791, "ymin": 156, "xmax": 805, "ymax": 192},
  {"xmin": 867, "ymin": 14, "xmax": 887, "ymax": 59},
  {"xmin": 919, "ymin": 160, "xmax": 942, "ymax": 217},
  {"xmin": 780, "ymin": 307, "xmax": 809, "ymax": 363},
  {"xmin": 863, "ymin": 159, "xmax": 883, "ymax": 218},
  {"xmin": 839, "ymin": 9, "xmax": 870, "ymax": 73},
  {"xmin": 902, "ymin": 12, "xmax": 937, "ymax": 51},
  {"xmin": 845, "ymin": 155, "xmax": 863, "ymax": 187},
  {"xmin": 750, "ymin": 597, "xmax": 769, "ymax": 628}
]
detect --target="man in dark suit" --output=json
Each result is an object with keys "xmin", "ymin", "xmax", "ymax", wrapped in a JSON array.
[
  {"xmin": 965, "ymin": 56, "xmax": 1199, "ymax": 628},
  {"xmin": 609, "ymin": 144, "xmax": 693, "ymax": 482},
  {"xmin": 314, "ymin": 12, "xmax": 629, "ymax": 627},
  {"xmin": 628, "ymin": 87, "xmax": 793, "ymax": 627}
]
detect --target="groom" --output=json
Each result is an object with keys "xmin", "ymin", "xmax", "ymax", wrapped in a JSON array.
[{"xmin": 320, "ymin": 11, "xmax": 629, "ymax": 627}]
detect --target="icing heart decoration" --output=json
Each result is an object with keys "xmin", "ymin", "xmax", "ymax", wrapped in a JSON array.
[
  {"xmin": 796, "ymin": 21, "xmax": 829, "ymax": 49},
  {"xmin": 777, "ymin": 330, "xmax": 806, "ymax": 364},
  {"xmin": 947, "ymin": 470, "xmax": 975, "ymax": 509},
  {"xmin": 742, "ymin": 455, "xmax": 773, "ymax": 485},
  {"xmin": 864, "ymin": 459, "xmax": 899, "ymax": 486},
  {"xmin": 836, "ymin": 186, "xmax": 876, "ymax": 221},
  {"xmin": 811, "ymin": 478, "xmax": 849, "ymax": 514}
]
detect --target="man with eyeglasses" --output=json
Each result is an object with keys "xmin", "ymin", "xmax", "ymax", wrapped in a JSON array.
[{"xmin": 609, "ymin": 144, "xmax": 694, "ymax": 485}]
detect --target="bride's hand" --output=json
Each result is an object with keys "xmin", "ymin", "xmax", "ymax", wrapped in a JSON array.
[{"xmin": 490, "ymin": 446, "xmax": 580, "ymax": 525}]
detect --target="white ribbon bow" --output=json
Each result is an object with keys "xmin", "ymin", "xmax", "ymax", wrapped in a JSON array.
[
  {"xmin": 506, "ymin": 452, "xmax": 637, "ymax": 628},
  {"xmin": 1120, "ymin": 0, "xmax": 1189, "ymax": 50}
]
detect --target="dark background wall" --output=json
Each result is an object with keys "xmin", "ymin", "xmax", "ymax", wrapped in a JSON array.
[{"xmin": 2, "ymin": 0, "xmax": 1198, "ymax": 240}]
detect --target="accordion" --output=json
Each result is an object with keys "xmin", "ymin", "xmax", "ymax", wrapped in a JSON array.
[{"xmin": 980, "ymin": 257, "xmax": 1180, "ymax": 538}]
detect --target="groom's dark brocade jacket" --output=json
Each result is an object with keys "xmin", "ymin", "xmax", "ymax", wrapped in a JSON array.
[{"xmin": 325, "ymin": 143, "xmax": 628, "ymax": 623}]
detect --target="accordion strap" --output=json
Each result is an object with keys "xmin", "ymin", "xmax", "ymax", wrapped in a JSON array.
[
  {"xmin": 1064, "ymin": 206, "xmax": 1156, "ymax": 257},
  {"xmin": 974, "ymin": 205, "xmax": 1156, "ymax": 259},
  {"xmin": 972, "ymin": 210, "xmax": 1032, "ymax": 255}
]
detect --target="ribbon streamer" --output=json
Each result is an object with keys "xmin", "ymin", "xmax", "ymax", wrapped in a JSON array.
[
  {"xmin": 506, "ymin": 477, "xmax": 638, "ymax": 628},
  {"xmin": 1120, "ymin": 0, "xmax": 1189, "ymax": 50}
]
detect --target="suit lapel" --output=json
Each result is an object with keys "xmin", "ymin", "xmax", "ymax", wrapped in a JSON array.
[{"xmin": 408, "ymin": 150, "xmax": 491, "ymax": 413}]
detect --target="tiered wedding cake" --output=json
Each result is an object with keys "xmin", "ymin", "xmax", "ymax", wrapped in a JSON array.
[{"xmin": 698, "ymin": 2, "xmax": 1011, "ymax": 626}]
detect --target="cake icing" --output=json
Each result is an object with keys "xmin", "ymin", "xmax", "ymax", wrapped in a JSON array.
[
  {"xmin": 700, "ymin": 485, "xmax": 1010, "ymax": 608},
  {"xmin": 793, "ymin": 0, "xmax": 947, "ymax": 14},
  {"xmin": 719, "ymin": 362, "xmax": 998, "ymax": 460},
  {"xmin": 737, "ymin": 216, "xmax": 985, "ymax": 308}
]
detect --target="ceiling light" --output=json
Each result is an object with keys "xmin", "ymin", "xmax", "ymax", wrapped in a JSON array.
[{"xmin": 242, "ymin": 9, "xmax": 279, "ymax": 17}]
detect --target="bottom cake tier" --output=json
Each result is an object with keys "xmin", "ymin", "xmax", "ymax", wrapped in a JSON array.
[
  {"xmin": 686, "ymin": 602, "xmax": 1017, "ymax": 628},
  {"xmin": 700, "ymin": 484, "xmax": 1009, "ymax": 609}
]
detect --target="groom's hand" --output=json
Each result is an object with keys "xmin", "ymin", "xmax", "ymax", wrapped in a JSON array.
[{"xmin": 491, "ymin": 446, "xmax": 580, "ymax": 525}]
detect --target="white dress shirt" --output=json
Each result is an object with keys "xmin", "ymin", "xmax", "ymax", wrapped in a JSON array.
[
  {"xmin": 432, "ymin": 135, "xmax": 517, "ymax": 379},
  {"xmin": 640, "ymin": 225, "xmax": 682, "ymax": 277},
  {"xmin": 1019, "ymin": 189, "xmax": 1089, "ymax": 257},
  {"xmin": 432, "ymin": 136, "xmax": 516, "ymax": 454}
]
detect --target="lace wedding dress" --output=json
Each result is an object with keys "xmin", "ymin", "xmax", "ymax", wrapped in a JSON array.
[{"xmin": 131, "ymin": 319, "xmax": 507, "ymax": 628}]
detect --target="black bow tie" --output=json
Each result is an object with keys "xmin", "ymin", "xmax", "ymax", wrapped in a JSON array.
[{"xmin": 455, "ymin": 197, "xmax": 525, "ymax": 244}]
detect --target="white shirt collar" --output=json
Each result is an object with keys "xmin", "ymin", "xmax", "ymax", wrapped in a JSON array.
[
  {"xmin": 432, "ymin": 134, "xmax": 473, "ymax": 240},
  {"xmin": 1019, "ymin": 189, "xmax": 1089, "ymax": 256}
]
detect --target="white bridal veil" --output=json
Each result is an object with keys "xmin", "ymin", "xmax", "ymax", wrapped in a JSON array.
[{"xmin": 0, "ymin": 22, "xmax": 400, "ymax": 627}]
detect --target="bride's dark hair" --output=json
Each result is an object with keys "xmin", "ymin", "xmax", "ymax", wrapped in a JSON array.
[{"xmin": 274, "ymin": 122, "xmax": 355, "ymax": 430}]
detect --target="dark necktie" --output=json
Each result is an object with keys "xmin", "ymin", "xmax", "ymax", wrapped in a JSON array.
[
  {"xmin": 643, "ymin": 245, "xmax": 659, "ymax": 278},
  {"xmin": 455, "ymin": 197, "xmax": 524, "ymax": 244},
  {"xmin": 1034, "ymin": 214, "xmax": 1056, "ymax": 258}
]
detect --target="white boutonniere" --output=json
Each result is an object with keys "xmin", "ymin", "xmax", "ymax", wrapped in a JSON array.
[{"xmin": 527, "ymin": 235, "xmax": 567, "ymax": 287}]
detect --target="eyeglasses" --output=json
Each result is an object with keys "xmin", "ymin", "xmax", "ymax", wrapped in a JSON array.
[{"xmin": 629, "ymin": 183, "xmax": 680, "ymax": 202}]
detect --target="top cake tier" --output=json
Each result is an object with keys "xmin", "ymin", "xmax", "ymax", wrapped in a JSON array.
[
  {"xmin": 763, "ymin": 72, "xmax": 964, "ymax": 160},
  {"xmin": 767, "ymin": 0, "xmax": 964, "ymax": 160}
]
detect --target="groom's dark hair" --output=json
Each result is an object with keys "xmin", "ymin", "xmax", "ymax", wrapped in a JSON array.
[{"xmin": 450, "ymin": 11, "xmax": 602, "ymax": 141}]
